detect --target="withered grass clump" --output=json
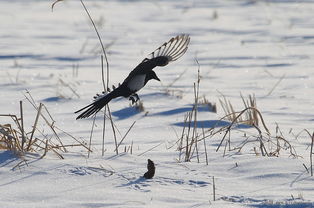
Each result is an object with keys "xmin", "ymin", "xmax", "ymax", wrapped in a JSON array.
[
  {"xmin": 0, "ymin": 123, "xmax": 24, "ymax": 156},
  {"xmin": 177, "ymin": 67, "xmax": 209, "ymax": 163},
  {"xmin": 177, "ymin": 91, "xmax": 299, "ymax": 163},
  {"xmin": 213, "ymin": 107, "xmax": 298, "ymax": 157},
  {"xmin": 214, "ymin": 94, "xmax": 298, "ymax": 158},
  {"xmin": 219, "ymin": 93, "xmax": 258, "ymax": 126},
  {"xmin": 0, "ymin": 92, "xmax": 90, "ymax": 160}
]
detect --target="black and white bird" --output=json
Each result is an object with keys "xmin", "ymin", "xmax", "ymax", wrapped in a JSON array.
[{"xmin": 75, "ymin": 34, "xmax": 190, "ymax": 119}]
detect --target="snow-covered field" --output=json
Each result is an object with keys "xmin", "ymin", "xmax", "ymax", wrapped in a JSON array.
[{"xmin": 1, "ymin": 0, "xmax": 314, "ymax": 207}]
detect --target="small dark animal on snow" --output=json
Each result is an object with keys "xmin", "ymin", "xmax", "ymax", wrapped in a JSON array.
[{"xmin": 143, "ymin": 159, "xmax": 155, "ymax": 179}]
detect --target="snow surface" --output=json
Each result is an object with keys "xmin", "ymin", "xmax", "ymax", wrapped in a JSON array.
[{"xmin": 1, "ymin": 0, "xmax": 314, "ymax": 207}]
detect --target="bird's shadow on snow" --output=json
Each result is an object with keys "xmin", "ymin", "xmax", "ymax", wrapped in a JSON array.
[
  {"xmin": 111, "ymin": 92, "xmax": 166, "ymax": 120},
  {"xmin": 173, "ymin": 119, "xmax": 252, "ymax": 129},
  {"xmin": 112, "ymin": 103, "xmax": 215, "ymax": 120},
  {"xmin": 111, "ymin": 106, "xmax": 141, "ymax": 120},
  {"xmin": 151, "ymin": 104, "xmax": 214, "ymax": 117}
]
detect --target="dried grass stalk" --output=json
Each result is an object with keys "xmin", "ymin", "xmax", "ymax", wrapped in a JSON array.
[{"xmin": 1, "ymin": 98, "xmax": 90, "ymax": 160}]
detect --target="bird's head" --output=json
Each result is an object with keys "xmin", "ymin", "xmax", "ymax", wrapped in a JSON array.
[{"xmin": 148, "ymin": 70, "xmax": 160, "ymax": 82}]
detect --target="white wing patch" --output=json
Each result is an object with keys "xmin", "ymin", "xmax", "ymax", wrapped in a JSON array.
[{"xmin": 127, "ymin": 74, "xmax": 146, "ymax": 91}]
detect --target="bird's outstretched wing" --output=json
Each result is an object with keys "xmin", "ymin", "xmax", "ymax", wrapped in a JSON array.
[
  {"xmin": 123, "ymin": 34, "xmax": 190, "ymax": 83},
  {"xmin": 146, "ymin": 34, "xmax": 190, "ymax": 63}
]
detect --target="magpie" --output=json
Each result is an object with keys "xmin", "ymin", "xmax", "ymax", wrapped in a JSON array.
[{"xmin": 75, "ymin": 34, "xmax": 190, "ymax": 119}]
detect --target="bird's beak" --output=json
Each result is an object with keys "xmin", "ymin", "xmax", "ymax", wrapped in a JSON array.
[
  {"xmin": 155, "ymin": 76, "xmax": 161, "ymax": 81},
  {"xmin": 152, "ymin": 73, "xmax": 160, "ymax": 81},
  {"xmin": 151, "ymin": 71, "xmax": 161, "ymax": 81}
]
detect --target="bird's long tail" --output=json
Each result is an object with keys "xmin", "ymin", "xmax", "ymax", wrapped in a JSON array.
[{"xmin": 75, "ymin": 91, "xmax": 116, "ymax": 119}]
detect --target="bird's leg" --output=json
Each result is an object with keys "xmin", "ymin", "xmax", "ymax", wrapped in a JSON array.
[
  {"xmin": 134, "ymin": 93, "xmax": 140, "ymax": 102},
  {"xmin": 129, "ymin": 93, "xmax": 140, "ymax": 105},
  {"xmin": 129, "ymin": 96, "xmax": 135, "ymax": 105}
]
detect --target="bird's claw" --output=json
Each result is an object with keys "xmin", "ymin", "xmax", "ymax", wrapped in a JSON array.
[{"xmin": 129, "ymin": 94, "xmax": 140, "ymax": 105}]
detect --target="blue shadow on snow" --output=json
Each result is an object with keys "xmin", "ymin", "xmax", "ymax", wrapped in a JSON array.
[
  {"xmin": 111, "ymin": 106, "xmax": 141, "ymax": 120},
  {"xmin": 152, "ymin": 104, "xmax": 214, "ymax": 117},
  {"xmin": 173, "ymin": 120, "xmax": 252, "ymax": 129},
  {"xmin": 41, "ymin": 96, "xmax": 70, "ymax": 102},
  {"xmin": 0, "ymin": 151, "xmax": 19, "ymax": 168}
]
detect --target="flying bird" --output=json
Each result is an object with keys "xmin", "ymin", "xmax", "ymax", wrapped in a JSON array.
[{"xmin": 75, "ymin": 34, "xmax": 190, "ymax": 119}]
